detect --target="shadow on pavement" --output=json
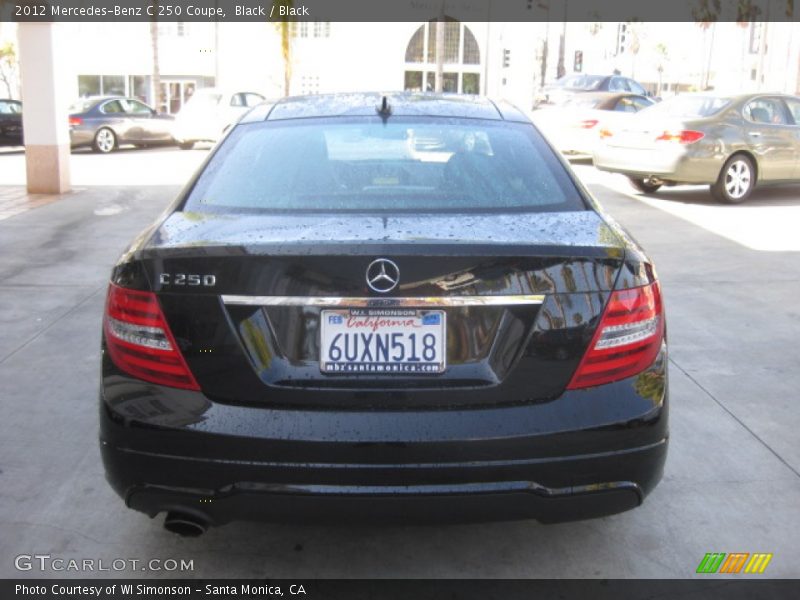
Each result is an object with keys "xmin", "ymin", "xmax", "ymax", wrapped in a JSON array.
[{"xmin": 630, "ymin": 184, "xmax": 800, "ymax": 208}]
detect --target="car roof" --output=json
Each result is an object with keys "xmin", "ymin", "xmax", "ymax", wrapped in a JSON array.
[
  {"xmin": 241, "ymin": 92, "xmax": 530, "ymax": 123},
  {"xmin": 72, "ymin": 96, "xmax": 128, "ymax": 107},
  {"xmin": 81, "ymin": 95, "xmax": 122, "ymax": 101},
  {"xmin": 192, "ymin": 88, "xmax": 263, "ymax": 95},
  {"xmin": 657, "ymin": 92, "xmax": 798, "ymax": 105},
  {"xmin": 559, "ymin": 74, "xmax": 611, "ymax": 79},
  {"xmin": 570, "ymin": 91, "xmax": 646, "ymax": 100}
]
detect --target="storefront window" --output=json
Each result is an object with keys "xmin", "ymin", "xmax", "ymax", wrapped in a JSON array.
[
  {"xmin": 462, "ymin": 73, "xmax": 480, "ymax": 94},
  {"xmin": 102, "ymin": 75, "xmax": 125, "ymax": 96},
  {"xmin": 442, "ymin": 73, "xmax": 458, "ymax": 93},
  {"xmin": 78, "ymin": 75, "xmax": 100, "ymax": 97},
  {"xmin": 129, "ymin": 75, "xmax": 149, "ymax": 103},
  {"xmin": 404, "ymin": 71, "xmax": 423, "ymax": 92}
]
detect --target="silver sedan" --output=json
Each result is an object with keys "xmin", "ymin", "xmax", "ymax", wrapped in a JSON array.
[
  {"xmin": 592, "ymin": 93, "xmax": 800, "ymax": 203},
  {"xmin": 69, "ymin": 96, "xmax": 175, "ymax": 153}
]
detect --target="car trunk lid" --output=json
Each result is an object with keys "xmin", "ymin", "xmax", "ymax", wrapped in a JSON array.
[{"xmin": 134, "ymin": 210, "xmax": 627, "ymax": 408}]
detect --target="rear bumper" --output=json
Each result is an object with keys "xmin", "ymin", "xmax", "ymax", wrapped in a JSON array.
[
  {"xmin": 172, "ymin": 120, "xmax": 219, "ymax": 144},
  {"xmin": 554, "ymin": 131, "xmax": 598, "ymax": 157},
  {"xmin": 99, "ymin": 350, "xmax": 669, "ymax": 525},
  {"xmin": 69, "ymin": 127, "xmax": 95, "ymax": 148},
  {"xmin": 593, "ymin": 144, "xmax": 722, "ymax": 184},
  {"xmin": 105, "ymin": 439, "xmax": 663, "ymax": 525}
]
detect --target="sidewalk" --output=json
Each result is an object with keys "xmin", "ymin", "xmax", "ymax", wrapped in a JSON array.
[{"xmin": 0, "ymin": 186, "xmax": 65, "ymax": 221}]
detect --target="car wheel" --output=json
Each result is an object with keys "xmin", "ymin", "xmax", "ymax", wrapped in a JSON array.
[
  {"xmin": 711, "ymin": 154, "xmax": 754, "ymax": 204},
  {"xmin": 92, "ymin": 128, "xmax": 117, "ymax": 153},
  {"xmin": 178, "ymin": 141, "xmax": 195, "ymax": 150},
  {"xmin": 628, "ymin": 176, "xmax": 662, "ymax": 194}
]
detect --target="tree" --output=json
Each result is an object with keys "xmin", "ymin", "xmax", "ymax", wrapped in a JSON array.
[
  {"xmin": 556, "ymin": 21, "xmax": 567, "ymax": 79},
  {"xmin": 537, "ymin": 1, "xmax": 550, "ymax": 86},
  {"xmin": 626, "ymin": 22, "xmax": 642, "ymax": 79},
  {"xmin": 654, "ymin": 43, "xmax": 668, "ymax": 96},
  {"xmin": 555, "ymin": 2, "xmax": 569, "ymax": 79},
  {"xmin": 0, "ymin": 41, "xmax": 17, "ymax": 98},
  {"xmin": 690, "ymin": 0, "xmax": 721, "ymax": 23},
  {"xmin": 272, "ymin": 0, "xmax": 293, "ymax": 96}
]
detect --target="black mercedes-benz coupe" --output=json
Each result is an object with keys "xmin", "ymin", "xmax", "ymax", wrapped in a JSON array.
[{"xmin": 100, "ymin": 93, "xmax": 668, "ymax": 535}]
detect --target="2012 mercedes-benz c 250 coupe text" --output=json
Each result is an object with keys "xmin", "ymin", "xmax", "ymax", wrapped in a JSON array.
[{"xmin": 100, "ymin": 93, "xmax": 668, "ymax": 536}]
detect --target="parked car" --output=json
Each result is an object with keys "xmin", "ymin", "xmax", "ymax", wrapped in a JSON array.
[
  {"xmin": 172, "ymin": 88, "xmax": 265, "ymax": 149},
  {"xmin": 593, "ymin": 92, "xmax": 800, "ymax": 203},
  {"xmin": 533, "ymin": 73, "xmax": 650, "ymax": 109},
  {"xmin": 532, "ymin": 92, "xmax": 655, "ymax": 156},
  {"xmin": 0, "ymin": 98, "xmax": 23, "ymax": 146},
  {"xmin": 69, "ymin": 96, "xmax": 175, "ymax": 153},
  {"xmin": 99, "ymin": 92, "xmax": 668, "ymax": 534}
]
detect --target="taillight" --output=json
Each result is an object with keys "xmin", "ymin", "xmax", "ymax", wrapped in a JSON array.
[
  {"xmin": 103, "ymin": 283, "xmax": 200, "ymax": 391},
  {"xmin": 567, "ymin": 281, "xmax": 664, "ymax": 390},
  {"xmin": 655, "ymin": 130, "xmax": 704, "ymax": 144},
  {"xmin": 578, "ymin": 119, "xmax": 599, "ymax": 129},
  {"xmin": 69, "ymin": 116, "xmax": 82, "ymax": 126}
]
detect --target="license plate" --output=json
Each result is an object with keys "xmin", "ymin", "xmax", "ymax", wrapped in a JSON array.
[
  {"xmin": 610, "ymin": 130, "xmax": 653, "ymax": 148},
  {"xmin": 320, "ymin": 309, "xmax": 446, "ymax": 374}
]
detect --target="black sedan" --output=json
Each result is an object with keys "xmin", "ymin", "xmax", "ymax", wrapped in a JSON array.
[
  {"xmin": 100, "ymin": 93, "xmax": 668, "ymax": 534},
  {"xmin": 0, "ymin": 98, "xmax": 22, "ymax": 146},
  {"xmin": 69, "ymin": 96, "xmax": 174, "ymax": 153}
]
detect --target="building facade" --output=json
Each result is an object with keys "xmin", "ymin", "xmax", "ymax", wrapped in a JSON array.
[{"xmin": 4, "ymin": 20, "xmax": 800, "ymax": 112}]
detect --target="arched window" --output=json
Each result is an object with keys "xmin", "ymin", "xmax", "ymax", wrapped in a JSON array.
[
  {"xmin": 405, "ymin": 27, "xmax": 425, "ymax": 63},
  {"xmin": 404, "ymin": 19, "xmax": 482, "ymax": 95}
]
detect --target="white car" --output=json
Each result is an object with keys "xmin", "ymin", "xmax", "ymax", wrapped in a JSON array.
[
  {"xmin": 173, "ymin": 89, "xmax": 266, "ymax": 149},
  {"xmin": 531, "ymin": 92, "xmax": 655, "ymax": 157}
]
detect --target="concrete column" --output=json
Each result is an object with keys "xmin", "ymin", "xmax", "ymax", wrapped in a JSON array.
[{"xmin": 18, "ymin": 23, "xmax": 71, "ymax": 194}]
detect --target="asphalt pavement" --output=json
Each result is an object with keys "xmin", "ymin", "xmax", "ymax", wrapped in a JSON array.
[{"xmin": 0, "ymin": 148, "xmax": 798, "ymax": 578}]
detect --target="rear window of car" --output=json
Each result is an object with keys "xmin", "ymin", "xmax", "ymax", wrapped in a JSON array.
[
  {"xmin": 646, "ymin": 96, "xmax": 730, "ymax": 118},
  {"xmin": 559, "ymin": 75, "xmax": 605, "ymax": 91},
  {"xmin": 0, "ymin": 100, "xmax": 21, "ymax": 114},
  {"xmin": 69, "ymin": 99, "xmax": 98, "ymax": 113},
  {"xmin": 183, "ymin": 117, "xmax": 586, "ymax": 214}
]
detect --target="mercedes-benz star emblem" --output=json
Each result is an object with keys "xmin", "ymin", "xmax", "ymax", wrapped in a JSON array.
[{"xmin": 366, "ymin": 259, "xmax": 400, "ymax": 293}]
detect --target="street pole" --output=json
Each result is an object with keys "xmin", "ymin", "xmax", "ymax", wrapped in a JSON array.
[
  {"xmin": 214, "ymin": 0, "xmax": 219, "ymax": 86},
  {"xmin": 435, "ymin": 9, "xmax": 445, "ymax": 93},
  {"xmin": 757, "ymin": 3, "xmax": 770, "ymax": 91},
  {"xmin": 483, "ymin": 1, "xmax": 491, "ymax": 96},
  {"xmin": 556, "ymin": 0, "xmax": 568, "ymax": 79}
]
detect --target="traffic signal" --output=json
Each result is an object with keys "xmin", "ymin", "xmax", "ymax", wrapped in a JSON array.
[
  {"xmin": 503, "ymin": 49, "xmax": 511, "ymax": 68},
  {"xmin": 617, "ymin": 23, "xmax": 628, "ymax": 55},
  {"xmin": 574, "ymin": 50, "xmax": 583, "ymax": 72}
]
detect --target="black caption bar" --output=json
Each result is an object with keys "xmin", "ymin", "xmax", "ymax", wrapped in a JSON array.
[
  {"xmin": 3, "ymin": 579, "xmax": 800, "ymax": 600},
  {"xmin": 0, "ymin": 0, "xmax": 798, "ymax": 23}
]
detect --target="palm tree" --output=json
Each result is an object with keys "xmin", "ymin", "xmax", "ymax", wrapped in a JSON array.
[
  {"xmin": 272, "ymin": 0, "xmax": 293, "ymax": 96},
  {"xmin": 555, "ymin": 0, "xmax": 569, "ymax": 79},
  {"xmin": 627, "ymin": 23, "xmax": 642, "ymax": 79},
  {"xmin": 654, "ymin": 43, "xmax": 668, "ymax": 96},
  {"xmin": 536, "ymin": 1, "xmax": 550, "ymax": 86}
]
